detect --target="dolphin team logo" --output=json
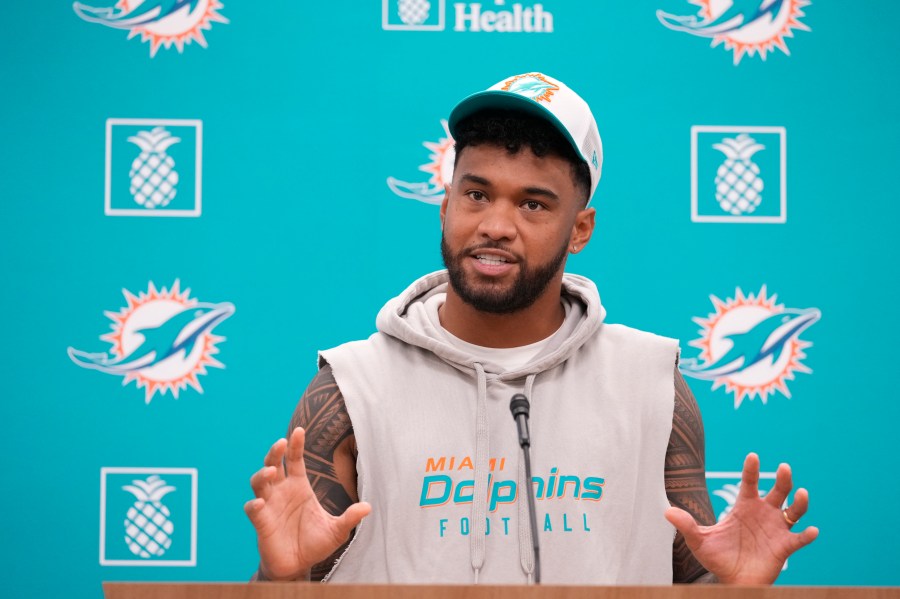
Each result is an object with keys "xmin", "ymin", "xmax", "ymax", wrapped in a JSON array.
[
  {"xmin": 73, "ymin": 0, "xmax": 229, "ymax": 57},
  {"xmin": 68, "ymin": 281, "xmax": 234, "ymax": 403},
  {"xmin": 680, "ymin": 286, "xmax": 820, "ymax": 406},
  {"xmin": 501, "ymin": 73, "xmax": 560, "ymax": 103},
  {"xmin": 657, "ymin": 0, "xmax": 811, "ymax": 64},
  {"xmin": 387, "ymin": 120, "xmax": 455, "ymax": 205}
]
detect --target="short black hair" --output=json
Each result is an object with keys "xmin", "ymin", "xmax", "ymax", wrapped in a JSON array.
[{"xmin": 452, "ymin": 109, "xmax": 591, "ymax": 206}]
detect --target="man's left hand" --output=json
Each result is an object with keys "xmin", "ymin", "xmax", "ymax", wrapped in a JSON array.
[{"xmin": 665, "ymin": 453, "xmax": 819, "ymax": 585}]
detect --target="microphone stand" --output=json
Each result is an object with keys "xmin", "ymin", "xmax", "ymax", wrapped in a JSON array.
[{"xmin": 510, "ymin": 393, "xmax": 541, "ymax": 584}]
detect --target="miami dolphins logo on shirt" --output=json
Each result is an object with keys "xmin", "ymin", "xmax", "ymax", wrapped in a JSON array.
[
  {"xmin": 657, "ymin": 0, "xmax": 811, "ymax": 64},
  {"xmin": 68, "ymin": 280, "xmax": 234, "ymax": 403},
  {"xmin": 679, "ymin": 286, "xmax": 820, "ymax": 407},
  {"xmin": 73, "ymin": 0, "xmax": 229, "ymax": 57}
]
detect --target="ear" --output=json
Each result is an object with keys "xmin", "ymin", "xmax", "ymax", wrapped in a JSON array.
[
  {"xmin": 439, "ymin": 184, "xmax": 451, "ymax": 229},
  {"xmin": 569, "ymin": 207, "xmax": 596, "ymax": 254}
]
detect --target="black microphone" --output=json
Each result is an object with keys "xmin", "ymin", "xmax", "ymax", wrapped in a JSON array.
[
  {"xmin": 509, "ymin": 393, "xmax": 541, "ymax": 584},
  {"xmin": 510, "ymin": 394, "xmax": 531, "ymax": 447}
]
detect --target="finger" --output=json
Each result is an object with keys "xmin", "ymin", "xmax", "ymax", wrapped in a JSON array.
[
  {"xmin": 333, "ymin": 502, "xmax": 372, "ymax": 540},
  {"xmin": 787, "ymin": 526, "xmax": 819, "ymax": 553},
  {"xmin": 263, "ymin": 438, "xmax": 288, "ymax": 482},
  {"xmin": 766, "ymin": 463, "xmax": 793, "ymax": 508},
  {"xmin": 739, "ymin": 453, "xmax": 761, "ymax": 499},
  {"xmin": 244, "ymin": 497, "xmax": 269, "ymax": 529},
  {"xmin": 285, "ymin": 427, "xmax": 308, "ymax": 478},
  {"xmin": 664, "ymin": 507, "xmax": 701, "ymax": 546},
  {"xmin": 250, "ymin": 466, "xmax": 278, "ymax": 499},
  {"xmin": 784, "ymin": 487, "xmax": 810, "ymax": 524}
]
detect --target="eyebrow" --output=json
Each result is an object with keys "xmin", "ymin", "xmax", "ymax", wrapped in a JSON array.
[{"xmin": 458, "ymin": 173, "xmax": 561, "ymax": 202}]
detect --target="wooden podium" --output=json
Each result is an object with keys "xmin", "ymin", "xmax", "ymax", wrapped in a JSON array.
[{"xmin": 104, "ymin": 583, "xmax": 900, "ymax": 599}]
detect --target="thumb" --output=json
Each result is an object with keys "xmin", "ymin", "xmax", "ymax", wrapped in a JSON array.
[
  {"xmin": 333, "ymin": 501, "xmax": 372, "ymax": 539},
  {"xmin": 665, "ymin": 506, "xmax": 701, "ymax": 541},
  {"xmin": 790, "ymin": 526, "xmax": 819, "ymax": 552},
  {"xmin": 244, "ymin": 498, "xmax": 267, "ymax": 529}
]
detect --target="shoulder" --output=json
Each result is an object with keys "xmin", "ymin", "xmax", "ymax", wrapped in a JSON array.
[
  {"xmin": 591, "ymin": 323, "xmax": 680, "ymax": 375},
  {"xmin": 318, "ymin": 332, "xmax": 398, "ymax": 365},
  {"xmin": 598, "ymin": 322, "xmax": 679, "ymax": 347}
]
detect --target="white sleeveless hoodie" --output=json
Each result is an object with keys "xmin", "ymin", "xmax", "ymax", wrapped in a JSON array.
[{"xmin": 320, "ymin": 271, "xmax": 678, "ymax": 585}]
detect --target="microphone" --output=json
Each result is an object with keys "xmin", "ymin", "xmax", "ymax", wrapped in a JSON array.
[
  {"xmin": 509, "ymin": 393, "xmax": 541, "ymax": 584},
  {"xmin": 510, "ymin": 394, "xmax": 531, "ymax": 447}
]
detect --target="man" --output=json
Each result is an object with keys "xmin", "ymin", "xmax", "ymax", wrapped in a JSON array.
[{"xmin": 245, "ymin": 73, "xmax": 818, "ymax": 585}]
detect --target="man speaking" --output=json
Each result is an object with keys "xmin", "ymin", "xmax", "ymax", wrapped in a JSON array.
[{"xmin": 244, "ymin": 73, "xmax": 818, "ymax": 584}]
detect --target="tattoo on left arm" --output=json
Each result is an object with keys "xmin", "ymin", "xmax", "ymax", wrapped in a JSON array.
[{"xmin": 666, "ymin": 369, "xmax": 718, "ymax": 583}]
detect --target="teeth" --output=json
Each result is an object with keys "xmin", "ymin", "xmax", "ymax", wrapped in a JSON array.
[{"xmin": 476, "ymin": 255, "xmax": 508, "ymax": 265}]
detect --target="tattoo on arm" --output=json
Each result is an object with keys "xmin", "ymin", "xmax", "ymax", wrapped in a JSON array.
[
  {"xmin": 666, "ymin": 369, "xmax": 718, "ymax": 583},
  {"xmin": 288, "ymin": 363, "xmax": 358, "ymax": 582}
]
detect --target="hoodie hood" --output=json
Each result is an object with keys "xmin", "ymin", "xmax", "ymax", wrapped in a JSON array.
[{"xmin": 376, "ymin": 270, "xmax": 607, "ymax": 380}]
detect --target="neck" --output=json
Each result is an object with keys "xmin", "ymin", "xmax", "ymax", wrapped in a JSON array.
[{"xmin": 439, "ymin": 276, "xmax": 566, "ymax": 348}]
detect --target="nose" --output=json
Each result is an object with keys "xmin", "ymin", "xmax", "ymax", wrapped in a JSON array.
[{"xmin": 476, "ymin": 202, "xmax": 517, "ymax": 242}]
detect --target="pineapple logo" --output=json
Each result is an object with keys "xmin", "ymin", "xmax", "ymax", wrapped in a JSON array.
[
  {"xmin": 68, "ymin": 280, "xmax": 234, "ymax": 403},
  {"xmin": 106, "ymin": 119, "xmax": 202, "ymax": 217},
  {"xmin": 74, "ymin": 0, "xmax": 229, "ymax": 57},
  {"xmin": 398, "ymin": 0, "xmax": 431, "ymax": 25},
  {"xmin": 387, "ymin": 119, "xmax": 455, "ymax": 205},
  {"xmin": 123, "ymin": 475, "xmax": 176, "ymax": 558},
  {"xmin": 713, "ymin": 134, "xmax": 764, "ymax": 216},
  {"xmin": 691, "ymin": 126, "xmax": 785, "ymax": 223},
  {"xmin": 680, "ymin": 287, "xmax": 820, "ymax": 407},
  {"xmin": 100, "ymin": 467, "xmax": 197, "ymax": 566},
  {"xmin": 128, "ymin": 127, "xmax": 180, "ymax": 209},
  {"xmin": 657, "ymin": 0, "xmax": 811, "ymax": 65},
  {"xmin": 383, "ymin": 0, "xmax": 445, "ymax": 30}
]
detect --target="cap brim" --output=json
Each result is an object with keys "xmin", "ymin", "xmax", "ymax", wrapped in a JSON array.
[{"xmin": 447, "ymin": 91, "xmax": 582, "ymax": 162}]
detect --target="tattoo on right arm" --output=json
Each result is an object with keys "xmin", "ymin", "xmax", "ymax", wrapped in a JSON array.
[
  {"xmin": 288, "ymin": 363, "xmax": 357, "ymax": 581},
  {"xmin": 666, "ymin": 369, "xmax": 717, "ymax": 583}
]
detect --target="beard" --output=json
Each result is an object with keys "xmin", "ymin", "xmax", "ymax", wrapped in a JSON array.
[{"xmin": 441, "ymin": 235, "xmax": 569, "ymax": 315}]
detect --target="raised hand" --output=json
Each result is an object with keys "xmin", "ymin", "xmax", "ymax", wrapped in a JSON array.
[
  {"xmin": 244, "ymin": 427, "xmax": 371, "ymax": 581},
  {"xmin": 665, "ymin": 453, "xmax": 819, "ymax": 585}
]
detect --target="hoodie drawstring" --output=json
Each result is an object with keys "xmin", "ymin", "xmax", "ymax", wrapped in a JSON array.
[
  {"xmin": 472, "ymin": 369, "xmax": 539, "ymax": 584},
  {"xmin": 517, "ymin": 374, "xmax": 537, "ymax": 583},
  {"xmin": 471, "ymin": 362, "xmax": 489, "ymax": 583}
]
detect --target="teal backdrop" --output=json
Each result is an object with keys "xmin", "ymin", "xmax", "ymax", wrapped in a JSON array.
[{"xmin": 1, "ymin": 2, "xmax": 898, "ymax": 596}]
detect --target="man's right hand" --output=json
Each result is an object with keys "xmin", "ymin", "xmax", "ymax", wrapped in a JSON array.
[{"xmin": 244, "ymin": 427, "xmax": 371, "ymax": 581}]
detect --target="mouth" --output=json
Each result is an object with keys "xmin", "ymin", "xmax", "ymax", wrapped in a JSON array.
[
  {"xmin": 467, "ymin": 250, "xmax": 517, "ymax": 276},
  {"xmin": 474, "ymin": 254, "xmax": 510, "ymax": 266}
]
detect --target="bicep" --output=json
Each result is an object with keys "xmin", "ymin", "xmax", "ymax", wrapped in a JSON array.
[
  {"xmin": 666, "ymin": 368, "xmax": 716, "ymax": 582},
  {"xmin": 288, "ymin": 363, "xmax": 358, "ymax": 504},
  {"xmin": 288, "ymin": 363, "xmax": 359, "ymax": 579}
]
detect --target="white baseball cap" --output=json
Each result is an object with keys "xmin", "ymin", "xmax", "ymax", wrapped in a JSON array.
[{"xmin": 448, "ymin": 72, "xmax": 603, "ymax": 203}]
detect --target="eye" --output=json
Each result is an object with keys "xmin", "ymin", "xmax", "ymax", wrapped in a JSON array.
[
  {"xmin": 522, "ymin": 200, "xmax": 545, "ymax": 211},
  {"xmin": 466, "ymin": 190, "xmax": 487, "ymax": 202}
]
